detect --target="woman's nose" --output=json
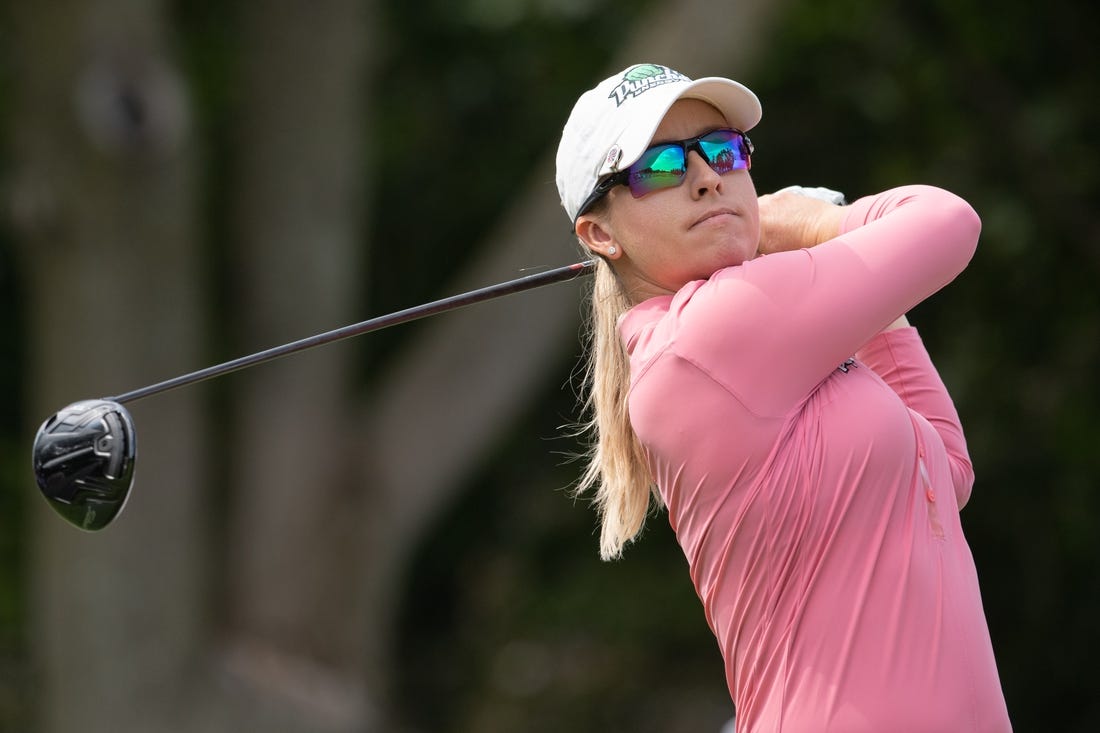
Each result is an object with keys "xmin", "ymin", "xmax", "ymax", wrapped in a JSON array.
[{"xmin": 687, "ymin": 150, "xmax": 722, "ymax": 197}]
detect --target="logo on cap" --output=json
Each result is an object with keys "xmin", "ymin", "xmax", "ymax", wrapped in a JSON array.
[{"xmin": 607, "ymin": 64, "xmax": 689, "ymax": 107}]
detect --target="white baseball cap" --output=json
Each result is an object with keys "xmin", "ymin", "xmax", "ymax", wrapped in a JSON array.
[{"xmin": 555, "ymin": 63, "xmax": 762, "ymax": 222}]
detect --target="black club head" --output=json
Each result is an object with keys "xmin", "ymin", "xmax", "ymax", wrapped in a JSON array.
[{"xmin": 32, "ymin": 400, "xmax": 136, "ymax": 531}]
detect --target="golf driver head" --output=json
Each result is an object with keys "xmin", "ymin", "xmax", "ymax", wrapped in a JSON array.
[{"xmin": 32, "ymin": 399, "xmax": 136, "ymax": 531}]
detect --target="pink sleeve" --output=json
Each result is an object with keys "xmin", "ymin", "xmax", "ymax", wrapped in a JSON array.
[
  {"xmin": 675, "ymin": 185, "xmax": 981, "ymax": 417},
  {"xmin": 857, "ymin": 327, "xmax": 975, "ymax": 508}
]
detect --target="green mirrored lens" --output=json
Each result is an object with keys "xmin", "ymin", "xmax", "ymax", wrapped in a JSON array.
[{"xmin": 626, "ymin": 144, "xmax": 686, "ymax": 197}]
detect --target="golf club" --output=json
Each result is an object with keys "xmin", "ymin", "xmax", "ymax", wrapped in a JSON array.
[{"xmin": 32, "ymin": 260, "xmax": 595, "ymax": 531}]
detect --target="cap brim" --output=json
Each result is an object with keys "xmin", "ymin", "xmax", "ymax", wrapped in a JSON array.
[
  {"xmin": 680, "ymin": 76, "xmax": 762, "ymax": 133},
  {"xmin": 605, "ymin": 77, "xmax": 762, "ymax": 177}
]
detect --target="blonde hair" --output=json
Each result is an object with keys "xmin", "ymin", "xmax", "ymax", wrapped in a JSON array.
[{"xmin": 574, "ymin": 253, "xmax": 661, "ymax": 560}]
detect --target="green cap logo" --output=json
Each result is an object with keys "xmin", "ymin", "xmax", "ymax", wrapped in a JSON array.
[
  {"xmin": 609, "ymin": 64, "xmax": 690, "ymax": 106},
  {"xmin": 624, "ymin": 64, "xmax": 666, "ymax": 82}
]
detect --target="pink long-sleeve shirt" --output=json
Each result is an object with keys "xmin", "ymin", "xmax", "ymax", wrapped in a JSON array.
[{"xmin": 619, "ymin": 186, "xmax": 1011, "ymax": 732}]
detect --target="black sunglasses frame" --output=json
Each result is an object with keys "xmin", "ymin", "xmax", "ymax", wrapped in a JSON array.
[{"xmin": 573, "ymin": 128, "xmax": 754, "ymax": 224}]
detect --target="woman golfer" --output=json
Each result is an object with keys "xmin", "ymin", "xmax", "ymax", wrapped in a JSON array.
[{"xmin": 556, "ymin": 63, "xmax": 1011, "ymax": 732}]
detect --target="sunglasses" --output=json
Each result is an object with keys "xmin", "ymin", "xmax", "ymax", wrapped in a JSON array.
[{"xmin": 576, "ymin": 128, "xmax": 753, "ymax": 220}]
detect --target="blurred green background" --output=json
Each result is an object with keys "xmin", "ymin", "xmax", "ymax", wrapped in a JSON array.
[{"xmin": 1, "ymin": 0, "xmax": 1097, "ymax": 731}]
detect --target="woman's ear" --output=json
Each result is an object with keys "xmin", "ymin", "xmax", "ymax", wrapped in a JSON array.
[{"xmin": 576, "ymin": 215, "xmax": 621, "ymax": 260}]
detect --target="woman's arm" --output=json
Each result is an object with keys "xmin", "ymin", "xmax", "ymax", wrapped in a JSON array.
[
  {"xmin": 677, "ymin": 185, "xmax": 980, "ymax": 417},
  {"xmin": 761, "ymin": 191, "xmax": 915, "ymax": 334},
  {"xmin": 758, "ymin": 191, "xmax": 970, "ymax": 499}
]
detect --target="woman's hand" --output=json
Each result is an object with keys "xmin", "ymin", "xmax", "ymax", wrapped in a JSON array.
[{"xmin": 757, "ymin": 190, "xmax": 847, "ymax": 256}]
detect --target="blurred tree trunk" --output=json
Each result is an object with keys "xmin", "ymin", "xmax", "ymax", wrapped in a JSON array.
[
  {"xmin": 218, "ymin": 0, "xmax": 376, "ymax": 730},
  {"xmin": 8, "ymin": 1, "xmax": 209, "ymax": 731}
]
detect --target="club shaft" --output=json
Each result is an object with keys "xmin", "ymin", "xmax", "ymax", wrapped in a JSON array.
[{"xmin": 108, "ymin": 260, "xmax": 595, "ymax": 405}]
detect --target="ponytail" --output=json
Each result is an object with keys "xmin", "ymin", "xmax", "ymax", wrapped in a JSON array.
[{"xmin": 574, "ymin": 256, "xmax": 660, "ymax": 560}]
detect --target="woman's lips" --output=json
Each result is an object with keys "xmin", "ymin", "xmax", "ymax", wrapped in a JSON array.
[{"xmin": 691, "ymin": 207, "xmax": 739, "ymax": 228}]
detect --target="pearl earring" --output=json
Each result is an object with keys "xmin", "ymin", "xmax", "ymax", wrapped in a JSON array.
[{"xmin": 608, "ymin": 246, "xmax": 617, "ymax": 256}]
